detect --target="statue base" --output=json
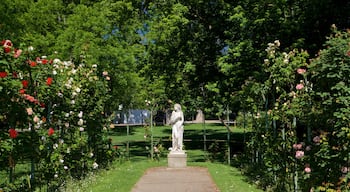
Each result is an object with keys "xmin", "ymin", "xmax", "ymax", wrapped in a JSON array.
[{"xmin": 167, "ymin": 151, "xmax": 187, "ymax": 168}]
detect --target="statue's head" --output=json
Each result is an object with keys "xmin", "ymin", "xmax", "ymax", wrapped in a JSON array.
[{"xmin": 174, "ymin": 103, "xmax": 181, "ymax": 111}]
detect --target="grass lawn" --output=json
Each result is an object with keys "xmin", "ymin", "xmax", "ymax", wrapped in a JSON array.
[
  {"xmin": 61, "ymin": 159, "xmax": 262, "ymax": 192},
  {"xmin": 61, "ymin": 123, "xmax": 262, "ymax": 192}
]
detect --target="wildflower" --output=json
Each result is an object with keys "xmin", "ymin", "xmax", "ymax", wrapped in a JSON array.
[
  {"xmin": 9, "ymin": 128, "xmax": 18, "ymax": 139},
  {"xmin": 295, "ymin": 150, "xmax": 304, "ymax": 159},
  {"xmin": 296, "ymin": 84, "xmax": 304, "ymax": 90},
  {"xmin": 48, "ymin": 128, "xmax": 55, "ymax": 136}
]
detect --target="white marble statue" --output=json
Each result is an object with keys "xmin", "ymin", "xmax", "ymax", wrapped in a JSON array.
[{"xmin": 169, "ymin": 103, "xmax": 184, "ymax": 152}]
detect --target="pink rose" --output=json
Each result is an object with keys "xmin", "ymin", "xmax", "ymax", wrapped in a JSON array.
[
  {"xmin": 304, "ymin": 166, "xmax": 311, "ymax": 173},
  {"xmin": 26, "ymin": 108, "xmax": 33, "ymax": 115},
  {"xmin": 313, "ymin": 136, "xmax": 320, "ymax": 144},
  {"xmin": 295, "ymin": 150, "xmax": 304, "ymax": 159},
  {"xmin": 297, "ymin": 68, "xmax": 306, "ymax": 74},
  {"xmin": 14, "ymin": 49, "xmax": 22, "ymax": 58},
  {"xmin": 296, "ymin": 84, "xmax": 304, "ymax": 90}
]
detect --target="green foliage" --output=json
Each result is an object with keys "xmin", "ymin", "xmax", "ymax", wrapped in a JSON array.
[
  {"xmin": 0, "ymin": 40, "xmax": 116, "ymax": 190},
  {"xmin": 240, "ymin": 28, "xmax": 350, "ymax": 191}
]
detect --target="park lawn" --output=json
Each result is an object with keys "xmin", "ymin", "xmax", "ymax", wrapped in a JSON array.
[{"xmin": 60, "ymin": 123, "xmax": 262, "ymax": 192}]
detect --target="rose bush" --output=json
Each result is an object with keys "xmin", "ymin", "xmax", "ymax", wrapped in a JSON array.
[
  {"xmin": 240, "ymin": 28, "xmax": 350, "ymax": 191},
  {"xmin": 0, "ymin": 40, "xmax": 116, "ymax": 191}
]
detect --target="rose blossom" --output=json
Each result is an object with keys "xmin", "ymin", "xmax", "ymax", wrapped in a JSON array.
[
  {"xmin": 304, "ymin": 166, "xmax": 311, "ymax": 173},
  {"xmin": 9, "ymin": 128, "xmax": 18, "ymax": 139},
  {"xmin": 297, "ymin": 68, "xmax": 306, "ymax": 74},
  {"xmin": 33, "ymin": 116, "xmax": 40, "ymax": 123},
  {"xmin": 0, "ymin": 71, "xmax": 8, "ymax": 78},
  {"xmin": 46, "ymin": 77, "xmax": 53, "ymax": 86},
  {"xmin": 341, "ymin": 167, "xmax": 348, "ymax": 174},
  {"xmin": 295, "ymin": 150, "xmax": 304, "ymax": 159},
  {"xmin": 313, "ymin": 136, "xmax": 320, "ymax": 144},
  {"xmin": 26, "ymin": 108, "xmax": 33, "ymax": 115},
  {"xmin": 14, "ymin": 49, "xmax": 22, "ymax": 58},
  {"xmin": 296, "ymin": 84, "xmax": 304, "ymax": 90},
  {"xmin": 48, "ymin": 128, "xmax": 55, "ymax": 136},
  {"xmin": 293, "ymin": 143, "xmax": 303, "ymax": 150}
]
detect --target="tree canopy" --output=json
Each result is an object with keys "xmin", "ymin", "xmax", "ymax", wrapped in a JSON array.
[{"xmin": 1, "ymin": 0, "xmax": 349, "ymax": 116}]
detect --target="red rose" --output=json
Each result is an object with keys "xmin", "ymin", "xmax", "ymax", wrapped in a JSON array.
[
  {"xmin": 0, "ymin": 71, "xmax": 8, "ymax": 78},
  {"xmin": 30, "ymin": 61, "xmax": 36, "ymax": 67},
  {"xmin": 12, "ymin": 72, "xmax": 18, "ymax": 78},
  {"xmin": 19, "ymin": 89, "xmax": 26, "ymax": 94},
  {"xmin": 48, "ymin": 128, "xmax": 55, "ymax": 136},
  {"xmin": 9, "ymin": 128, "xmax": 18, "ymax": 139},
  {"xmin": 46, "ymin": 77, "xmax": 53, "ymax": 86},
  {"xmin": 42, "ymin": 59, "xmax": 48, "ymax": 64},
  {"xmin": 22, "ymin": 80, "xmax": 29, "ymax": 88},
  {"xmin": 4, "ymin": 47, "xmax": 11, "ymax": 53},
  {"xmin": 2, "ymin": 40, "xmax": 12, "ymax": 47}
]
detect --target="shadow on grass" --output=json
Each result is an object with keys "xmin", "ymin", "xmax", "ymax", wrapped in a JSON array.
[
  {"xmin": 108, "ymin": 126, "xmax": 140, "ymax": 136},
  {"xmin": 116, "ymin": 124, "xmax": 251, "ymax": 164}
]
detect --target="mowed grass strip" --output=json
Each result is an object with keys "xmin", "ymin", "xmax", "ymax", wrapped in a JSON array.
[{"xmin": 62, "ymin": 160, "xmax": 263, "ymax": 192}]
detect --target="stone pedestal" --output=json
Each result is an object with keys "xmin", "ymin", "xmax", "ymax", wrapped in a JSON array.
[{"xmin": 167, "ymin": 151, "xmax": 187, "ymax": 168}]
